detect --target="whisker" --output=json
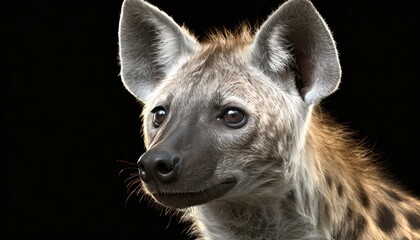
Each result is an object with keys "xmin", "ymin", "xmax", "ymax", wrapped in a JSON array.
[
  {"xmin": 118, "ymin": 167, "xmax": 138, "ymax": 177},
  {"xmin": 117, "ymin": 159, "xmax": 144, "ymax": 205},
  {"xmin": 136, "ymin": 185, "xmax": 143, "ymax": 197},
  {"xmin": 124, "ymin": 174, "xmax": 139, "ymax": 184},
  {"xmin": 127, "ymin": 179, "xmax": 141, "ymax": 192},
  {"xmin": 126, "ymin": 185, "xmax": 140, "ymax": 206},
  {"xmin": 117, "ymin": 159, "xmax": 137, "ymax": 165},
  {"xmin": 139, "ymin": 192, "xmax": 146, "ymax": 202}
]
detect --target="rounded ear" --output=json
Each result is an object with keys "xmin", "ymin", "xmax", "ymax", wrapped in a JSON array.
[
  {"xmin": 251, "ymin": 0, "xmax": 341, "ymax": 105},
  {"xmin": 119, "ymin": 0, "xmax": 198, "ymax": 102}
]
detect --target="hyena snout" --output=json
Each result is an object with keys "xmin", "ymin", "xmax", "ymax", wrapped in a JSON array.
[
  {"xmin": 138, "ymin": 150, "xmax": 181, "ymax": 184},
  {"xmin": 136, "ymin": 124, "xmax": 237, "ymax": 208}
]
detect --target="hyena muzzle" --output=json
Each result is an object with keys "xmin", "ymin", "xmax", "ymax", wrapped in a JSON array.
[{"xmin": 118, "ymin": 0, "xmax": 420, "ymax": 239}]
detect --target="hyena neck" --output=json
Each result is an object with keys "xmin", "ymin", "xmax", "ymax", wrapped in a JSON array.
[
  {"xmin": 189, "ymin": 200, "xmax": 316, "ymax": 240},
  {"xmin": 288, "ymin": 108, "xmax": 420, "ymax": 239},
  {"xmin": 286, "ymin": 107, "xmax": 377, "ymax": 238}
]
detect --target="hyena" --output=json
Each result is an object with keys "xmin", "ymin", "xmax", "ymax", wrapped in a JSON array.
[{"xmin": 118, "ymin": 0, "xmax": 420, "ymax": 239}]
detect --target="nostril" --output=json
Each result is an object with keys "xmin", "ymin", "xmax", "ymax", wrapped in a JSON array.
[
  {"xmin": 154, "ymin": 156, "xmax": 181, "ymax": 183},
  {"xmin": 156, "ymin": 161, "xmax": 173, "ymax": 174},
  {"xmin": 155, "ymin": 156, "xmax": 180, "ymax": 174}
]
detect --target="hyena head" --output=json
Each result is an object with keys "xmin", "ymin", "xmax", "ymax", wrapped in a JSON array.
[{"xmin": 119, "ymin": 0, "xmax": 341, "ymax": 209}]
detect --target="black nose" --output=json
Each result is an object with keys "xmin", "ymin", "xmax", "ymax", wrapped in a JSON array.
[{"xmin": 137, "ymin": 151, "xmax": 181, "ymax": 184}]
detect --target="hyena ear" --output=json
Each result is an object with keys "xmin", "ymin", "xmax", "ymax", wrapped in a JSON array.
[
  {"xmin": 251, "ymin": 0, "xmax": 341, "ymax": 105},
  {"xmin": 118, "ymin": 0, "xmax": 198, "ymax": 101}
]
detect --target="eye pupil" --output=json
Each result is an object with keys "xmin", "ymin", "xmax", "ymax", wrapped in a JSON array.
[
  {"xmin": 225, "ymin": 109, "xmax": 242, "ymax": 124},
  {"xmin": 221, "ymin": 108, "xmax": 247, "ymax": 128},
  {"xmin": 152, "ymin": 107, "xmax": 166, "ymax": 127}
]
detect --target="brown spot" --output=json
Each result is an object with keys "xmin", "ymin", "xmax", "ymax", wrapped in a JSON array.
[
  {"xmin": 325, "ymin": 174, "xmax": 332, "ymax": 188},
  {"xmin": 335, "ymin": 207, "xmax": 366, "ymax": 239},
  {"xmin": 376, "ymin": 203, "xmax": 396, "ymax": 233},
  {"xmin": 322, "ymin": 201, "xmax": 330, "ymax": 222},
  {"xmin": 286, "ymin": 191, "xmax": 295, "ymax": 202},
  {"xmin": 337, "ymin": 183, "xmax": 344, "ymax": 197},
  {"xmin": 384, "ymin": 188, "xmax": 402, "ymax": 202},
  {"xmin": 332, "ymin": 230, "xmax": 342, "ymax": 239},
  {"xmin": 350, "ymin": 214, "xmax": 367, "ymax": 239},
  {"xmin": 346, "ymin": 206, "xmax": 353, "ymax": 219},
  {"xmin": 405, "ymin": 211, "xmax": 420, "ymax": 230},
  {"xmin": 358, "ymin": 186, "xmax": 370, "ymax": 209}
]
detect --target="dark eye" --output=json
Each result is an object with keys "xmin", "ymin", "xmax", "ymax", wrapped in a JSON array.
[
  {"xmin": 151, "ymin": 106, "xmax": 166, "ymax": 128},
  {"xmin": 220, "ymin": 107, "xmax": 247, "ymax": 128}
]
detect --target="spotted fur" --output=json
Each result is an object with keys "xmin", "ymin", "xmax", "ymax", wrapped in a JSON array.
[{"xmin": 118, "ymin": 0, "xmax": 420, "ymax": 239}]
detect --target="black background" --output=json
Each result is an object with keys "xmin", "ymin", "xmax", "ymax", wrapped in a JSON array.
[{"xmin": 1, "ymin": 0, "xmax": 419, "ymax": 239}]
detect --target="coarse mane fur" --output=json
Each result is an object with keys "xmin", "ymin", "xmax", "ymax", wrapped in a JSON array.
[{"xmin": 203, "ymin": 25, "xmax": 254, "ymax": 45}]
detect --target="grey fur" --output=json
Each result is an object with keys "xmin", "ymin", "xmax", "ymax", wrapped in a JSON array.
[
  {"xmin": 119, "ymin": 0, "xmax": 198, "ymax": 101},
  {"xmin": 119, "ymin": 0, "xmax": 344, "ymax": 239}
]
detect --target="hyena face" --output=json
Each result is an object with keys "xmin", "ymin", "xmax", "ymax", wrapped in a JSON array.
[
  {"xmin": 119, "ymin": 0, "xmax": 341, "ymax": 209},
  {"xmin": 139, "ymin": 47, "xmax": 305, "ymax": 208}
]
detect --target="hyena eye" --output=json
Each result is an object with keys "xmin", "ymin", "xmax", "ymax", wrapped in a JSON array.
[
  {"xmin": 151, "ymin": 106, "xmax": 166, "ymax": 128},
  {"xmin": 220, "ymin": 107, "xmax": 247, "ymax": 129}
]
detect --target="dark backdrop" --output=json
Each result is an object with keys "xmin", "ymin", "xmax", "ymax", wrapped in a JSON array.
[{"xmin": 1, "ymin": 0, "xmax": 419, "ymax": 239}]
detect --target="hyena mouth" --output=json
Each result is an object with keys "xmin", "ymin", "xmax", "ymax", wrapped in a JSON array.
[{"xmin": 153, "ymin": 179, "xmax": 237, "ymax": 209}]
